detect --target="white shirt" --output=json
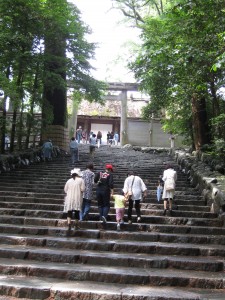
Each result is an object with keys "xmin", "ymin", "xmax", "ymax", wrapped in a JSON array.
[
  {"xmin": 162, "ymin": 168, "xmax": 177, "ymax": 183},
  {"xmin": 123, "ymin": 175, "xmax": 147, "ymax": 201},
  {"xmin": 64, "ymin": 177, "xmax": 85, "ymax": 211}
]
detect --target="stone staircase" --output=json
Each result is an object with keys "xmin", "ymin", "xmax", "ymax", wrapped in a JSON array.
[{"xmin": 0, "ymin": 145, "xmax": 224, "ymax": 300}]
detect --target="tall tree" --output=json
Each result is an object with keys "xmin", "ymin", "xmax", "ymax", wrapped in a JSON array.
[
  {"xmin": 0, "ymin": 0, "xmax": 105, "ymax": 153},
  {"xmin": 42, "ymin": 0, "xmax": 105, "ymax": 128},
  {"xmin": 0, "ymin": 0, "xmax": 44, "ymax": 151},
  {"xmin": 120, "ymin": 0, "xmax": 225, "ymax": 149}
]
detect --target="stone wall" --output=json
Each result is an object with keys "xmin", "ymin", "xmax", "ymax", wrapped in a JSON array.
[
  {"xmin": 132, "ymin": 146, "xmax": 225, "ymax": 225},
  {"xmin": 174, "ymin": 150, "xmax": 225, "ymax": 224},
  {"xmin": 42, "ymin": 125, "xmax": 69, "ymax": 151},
  {"xmin": 128, "ymin": 119, "xmax": 184, "ymax": 147}
]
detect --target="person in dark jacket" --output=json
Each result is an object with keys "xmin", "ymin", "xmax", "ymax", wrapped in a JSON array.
[{"xmin": 94, "ymin": 164, "xmax": 114, "ymax": 223}]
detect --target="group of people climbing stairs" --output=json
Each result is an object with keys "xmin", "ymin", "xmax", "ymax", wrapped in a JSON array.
[{"xmin": 0, "ymin": 144, "xmax": 224, "ymax": 299}]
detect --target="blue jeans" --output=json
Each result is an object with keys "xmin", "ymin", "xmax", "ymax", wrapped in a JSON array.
[
  {"xmin": 96, "ymin": 189, "xmax": 110, "ymax": 220},
  {"xmin": 80, "ymin": 198, "xmax": 91, "ymax": 220},
  {"xmin": 77, "ymin": 134, "xmax": 81, "ymax": 143},
  {"xmin": 70, "ymin": 148, "xmax": 78, "ymax": 163}
]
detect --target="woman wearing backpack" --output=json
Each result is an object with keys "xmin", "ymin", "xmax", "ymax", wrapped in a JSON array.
[{"xmin": 162, "ymin": 164, "xmax": 177, "ymax": 216}]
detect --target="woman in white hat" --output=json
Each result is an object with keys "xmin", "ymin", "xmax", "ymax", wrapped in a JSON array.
[{"xmin": 64, "ymin": 168, "xmax": 85, "ymax": 230}]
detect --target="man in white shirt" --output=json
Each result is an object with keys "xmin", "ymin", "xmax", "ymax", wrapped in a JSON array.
[{"xmin": 123, "ymin": 170, "xmax": 147, "ymax": 224}]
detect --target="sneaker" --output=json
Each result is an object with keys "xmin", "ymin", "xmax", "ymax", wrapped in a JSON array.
[
  {"xmin": 101, "ymin": 216, "xmax": 107, "ymax": 224},
  {"xmin": 128, "ymin": 220, "xmax": 132, "ymax": 224},
  {"xmin": 117, "ymin": 224, "xmax": 121, "ymax": 231},
  {"xmin": 137, "ymin": 217, "xmax": 141, "ymax": 223},
  {"xmin": 120, "ymin": 220, "xmax": 124, "ymax": 225}
]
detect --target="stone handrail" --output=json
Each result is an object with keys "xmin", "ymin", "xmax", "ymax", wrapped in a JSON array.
[
  {"xmin": 131, "ymin": 145, "xmax": 225, "ymax": 224},
  {"xmin": 174, "ymin": 150, "xmax": 225, "ymax": 217}
]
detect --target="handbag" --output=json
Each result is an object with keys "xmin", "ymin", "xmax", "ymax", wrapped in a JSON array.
[
  {"xmin": 126, "ymin": 176, "xmax": 135, "ymax": 200},
  {"xmin": 165, "ymin": 177, "xmax": 175, "ymax": 191}
]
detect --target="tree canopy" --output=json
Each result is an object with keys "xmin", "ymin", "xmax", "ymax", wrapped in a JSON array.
[
  {"xmin": 113, "ymin": 0, "xmax": 225, "ymax": 151},
  {"xmin": 0, "ymin": 0, "xmax": 105, "ymax": 152}
]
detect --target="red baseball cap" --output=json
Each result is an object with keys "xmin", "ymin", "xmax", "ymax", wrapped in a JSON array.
[{"xmin": 105, "ymin": 164, "xmax": 113, "ymax": 171}]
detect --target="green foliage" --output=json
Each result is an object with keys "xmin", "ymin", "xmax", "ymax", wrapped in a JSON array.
[
  {"xmin": 126, "ymin": 0, "xmax": 225, "ymax": 148},
  {"xmin": 0, "ymin": 0, "xmax": 106, "ymax": 152}
]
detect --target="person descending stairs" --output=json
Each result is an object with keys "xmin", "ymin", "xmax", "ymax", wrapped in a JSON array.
[{"xmin": 0, "ymin": 144, "xmax": 224, "ymax": 299}]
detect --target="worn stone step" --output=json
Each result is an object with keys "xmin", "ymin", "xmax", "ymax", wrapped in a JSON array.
[
  {"xmin": 0, "ymin": 192, "xmax": 204, "ymax": 205},
  {"xmin": 0, "ymin": 146, "xmax": 223, "ymax": 299},
  {"xmin": 1, "ymin": 228, "xmax": 225, "ymax": 247},
  {"xmin": 0, "ymin": 215, "xmax": 224, "ymax": 239},
  {"xmin": 0, "ymin": 177, "xmax": 190, "ymax": 183},
  {"xmin": 0, "ymin": 258, "xmax": 223, "ymax": 289},
  {"xmin": 0, "ymin": 276, "xmax": 225, "ymax": 300},
  {"xmin": 0, "ymin": 196, "xmax": 63, "ymax": 204},
  {"xmin": 0, "ymin": 243, "xmax": 223, "ymax": 272},
  {"xmin": 97, "ymin": 229, "xmax": 225, "ymax": 246},
  {"xmin": 146, "ymin": 223, "xmax": 225, "ymax": 235},
  {"xmin": 90, "ymin": 206, "xmax": 216, "ymax": 218},
  {"xmin": 0, "ymin": 204, "xmax": 217, "ymax": 220},
  {"xmin": 0, "ymin": 191, "xmax": 63, "ymax": 199},
  {"xmin": 0, "ymin": 197, "xmax": 209, "ymax": 212},
  {"xmin": 0, "ymin": 229, "xmax": 224, "ymax": 258},
  {"xmin": 0, "ymin": 212, "xmax": 221, "ymax": 228},
  {"xmin": 0, "ymin": 186, "xmax": 64, "ymax": 193},
  {"xmin": 144, "ymin": 203, "xmax": 209, "ymax": 212}
]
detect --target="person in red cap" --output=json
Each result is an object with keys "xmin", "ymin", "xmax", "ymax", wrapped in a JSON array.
[{"xmin": 94, "ymin": 164, "xmax": 114, "ymax": 224}]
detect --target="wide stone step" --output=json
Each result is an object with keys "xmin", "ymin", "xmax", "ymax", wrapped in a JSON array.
[
  {"xmin": 0, "ymin": 204, "xmax": 217, "ymax": 219},
  {"xmin": 0, "ymin": 195, "xmax": 206, "ymax": 209},
  {"xmin": 1, "ymin": 228, "xmax": 225, "ymax": 246},
  {"xmin": 146, "ymin": 223, "xmax": 225, "ymax": 235},
  {"xmin": 0, "ymin": 212, "xmax": 221, "ymax": 228},
  {"xmin": 0, "ymin": 276, "xmax": 225, "ymax": 300},
  {"xmin": 0, "ymin": 146, "xmax": 223, "ymax": 299},
  {"xmin": 0, "ymin": 230, "xmax": 225, "ymax": 258},
  {"xmin": 0, "ymin": 216, "xmax": 224, "ymax": 238},
  {"xmin": 0, "ymin": 191, "xmax": 63, "ymax": 199},
  {"xmin": 0, "ymin": 192, "xmax": 204, "ymax": 205},
  {"xmin": 0, "ymin": 178, "xmax": 190, "ymax": 187},
  {"xmin": 0, "ymin": 186, "xmax": 64, "ymax": 193},
  {"xmin": 0, "ymin": 243, "xmax": 223, "ymax": 272},
  {"xmin": 90, "ymin": 206, "xmax": 216, "ymax": 218},
  {"xmin": 0, "ymin": 258, "xmax": 223, "ymax": 289},
  {"xmin": 144, "ymin": 203, "xmax": 210, "ymax": 212},
  {"xmin": 0, "ymin": 184, "xmax": 194, "ymax": 194}
]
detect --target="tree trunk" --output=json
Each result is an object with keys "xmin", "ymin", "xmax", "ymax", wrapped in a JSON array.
[
  {"xmin": 0, "ymin": 95, "xmax": 7, "ymax": 153},
  {"xmin": 17, "ymin": 100, "xmax": 24, "ymax": 150},
  {"xmin": 26, "ymin": 61, "xmax": 40, "ymax": 149},
  {"xmin": 0, "ymin": 67, "xmax": 10, "ymax": 154},
  {"xmin": 42, "ymin": 33, "xmax": 67, "ymax": 127},
  {"xmin": 10, "ymin": 109, "xmax": 17, "ymax": 152},
  {"xmin": 191, "ymin": 93, "xmax": 211, "ymax": 150}
]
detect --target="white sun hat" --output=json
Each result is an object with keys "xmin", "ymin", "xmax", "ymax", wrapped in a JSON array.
[{"xmin": 70, "ymin": 168, "xmax": 82, "ymax": 176}]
